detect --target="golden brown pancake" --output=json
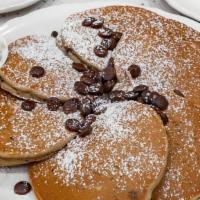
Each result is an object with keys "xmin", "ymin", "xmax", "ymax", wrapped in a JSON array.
[
  {"xmin": 152, "ymin": 95, "xmax": 200, "ymax": 200},
  {"xmin": 0, "ymin": 88, "xmax": 81, "ymax": 164},
  {"xmin": 112, "ymin": 13, "xmax": 200, "ymax": 107},
  {"xmin": 58, "ymin": 5, "xmax": 200, "ymax": 199},
  {"xmin": 0, "ymin": 35, "xmax": 82, "ymax": 101},
  {"xmin": 57, "ymin": 6, "xmax": 139, "ymax": 71},
  {"xmin": 0, "ymin": 153, "xmax": 55, "ymax": 167},
  {"xmin": 29, "ymin": 101, "xmax": 168, "ymax": 200},
  {"xmin": 58, "ymin": 5, "xmax": 200, "ymax": 106}
]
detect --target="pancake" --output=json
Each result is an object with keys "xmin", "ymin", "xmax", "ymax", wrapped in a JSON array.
[
  {"xmin": 151, "ymin": 95, "xmax": 200, "ymax": 200},
  {"xmin": 104, "ymin": 6, "xmax": 200, "ymax": 199},
  {"xmin": 0, "ymin": 153, "xmax": 55, "ymax": 167},
  {"xmin": 59, "ymin": 5, "xmax": 200, "ymax": 199},
  {"xmin": 29, "ymin": 101, "xmax": 168, "ymax": 200},
  {"xmin": 0, "ymin": 88, "xmax": 81, "ymax": 163},
  {"xmin": 58, "ymin": 5, "xmax": 200, "ymax": 106},
  {"xmin": 0, "ymin": 35, "xmax": 82, "ymax": 101},
  {"xmin": 57, "ymin": 5, "xmax": 199, "ymax": 90},
  {"xmin": 112, "ymin": 14, "xmax": 200, "ymax": 107},
  {"xmin": 57, "ymin": 6, "xmax": 129, "ymax": 71}
]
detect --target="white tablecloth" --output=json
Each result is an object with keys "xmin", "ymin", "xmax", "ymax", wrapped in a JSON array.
[{"xmin": 0, "ymin": 0, "xmax": 179, "ymax": 26}]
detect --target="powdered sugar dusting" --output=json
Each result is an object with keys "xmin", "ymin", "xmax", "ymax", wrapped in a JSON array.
[
  {"xmin": 58, "ymin": 7, "xmax": 127, "ymax": 70},
  {"xmin": 55, "ymin": 6, "xmax": 200, "ymax": 199},
  {"xmin": 0, "ymin": 90, "xmax": 81, "ymax": 156},
  {"xmin": 1, "ymin": 35, "xmax": 81, "ymax": 100},
  {"xmin": 35, "ymin": 102, "xmax": 168, "ymax": 192},
  {"xmin": 112, "ymin": 9, "xmax": 200, "ymax": 103},
  {"xmin": 154, "ymin": 96, "xmax": 200, "ymax": 200},
  {"xmin": 12, "ymin": 35, "xmax": 72, "ymax": 71}
]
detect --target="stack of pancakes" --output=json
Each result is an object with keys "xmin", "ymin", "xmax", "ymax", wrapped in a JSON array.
[{"xmin": 0, "ymin": 5, "xmax": 200, "ymax": 200}]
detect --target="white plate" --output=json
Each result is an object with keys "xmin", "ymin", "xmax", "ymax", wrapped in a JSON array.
[
  {"xmin": 0, "ymin": 0, "xmax": 40, "ymax": 14},
  {"xmin": 165, "ymin": 0, "xmax": 200, "ymax": 21},
  {"xmin": 0, "ymin": 1, "xmax": 200, "ymax": 200},
  {"xmin": 0, "ymin": 36, "xmax": 8, "ymax": 67}
]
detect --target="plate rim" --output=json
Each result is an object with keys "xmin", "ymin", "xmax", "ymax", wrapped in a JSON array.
[
  {"xmin": 0, "ymin": 0, "xmax": 200, "ymax": 37},
  {"xmin": 0, "ymin": 1, "xmax": 199, "ymax": 199},
  {"xmin": 165, "ymin": 0, "xmax": 200, "ymax": 22},
  {"xmin": 0, "ymin": 0, "xmax": 41, "ymax": 14}
]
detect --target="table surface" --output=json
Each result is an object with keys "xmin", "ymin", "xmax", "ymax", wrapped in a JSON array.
[{"xmin": 0, "ymin": 0, "xmax": 179, "ymax": 26}]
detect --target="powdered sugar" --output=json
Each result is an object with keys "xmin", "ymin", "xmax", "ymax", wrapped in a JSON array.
[
  {"xmin": 12, "ymin": 35, "xmax": 72, "ymax": 71},
  {"xmin": 155, "ymin": 96, "xmax": 200, "ymax": 199},
  {"xmin": 0, "ymin": 90, "xmax": 81, "ymax": 156},
  {"xmin": 53, "ymin": 6, "xmax": 200, "ymax": 199},
  {"xmin": 1, "ymin": 35, "xmax": 81, "ymax": 100},
  {"xmin": 40, "ymin": 102, "xmax": 168, "ymax": 192},
  {"xmin": 1, "ymin": 5, "xmax": 200, "ymax": 200},
  {"xmin": 59, "ymin": 6, "xmax": 200, "ymax": 104},
  {"xmin": 113, "ymin": 15, "xmax": 200, "ymax": 100}
]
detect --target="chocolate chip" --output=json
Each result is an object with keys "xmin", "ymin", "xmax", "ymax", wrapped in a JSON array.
[
  {"xmin": 63, "ymin": 98, "xmax": 79, "ymax": 114},
  {"xmin": 112, "ymin": 32, "xmax": 122, "ymax": 43},
  {"xmin": 78, "ymin": 125, "xmax": 92, "ymax": 137},
  {"xmin": 102, "ymin": 57, "xmax": 116, "ymax": 81},
  {"xmin": 174, "ymin": 89, "xmax": 185, "ymax": 97},
  {"xmin": 129, "ymin": 191, "xmax": 137, "ymax": 200},
  {"xmin": 149, "ymin": 92, "xmax": 169, "ymax": 111},
  {"xmin": 109, "ymin": 90, "xmax": 125, "ymax": 102},
  {"xmin": 80, "ymin": 76, "xmax": 95, "ymax": 86},
  {"xmin": 124, "ymin": 91, "xmax": 139, "ymax": 100},
  {"xmin": 14, "ymin": 181, "xmax": 32, "ymax": 195},
  {"xmin": 82, "ymin": 17, "xmax": 96, "ymax": 27},
  {"xmin": 98, "ymin": 27, "xmax": 113, "ymax": 38},
  {"xmin": 65, "ymin": 119, "xmax": 81, "ymax": 132},
  {"xmin": 21, "ymin": 100, "xmax": 36, "ymax": 111},
  {"xmin": 101, "ymin": 38, "xmax": 117, "ymax": 50},
  {"xmin": 133, "ymin": 85, "xmax": 148, "ymax": 93},
  {"xmin": 80, "ymin": 71, "xmax": 97, "ymax": 85},
  {"xmin": 47, "ymin": 97, "xmax": 61, "ymax": 111},
  {"xmin": 29, "ymin": 66, "xmax": 45, "ymax": 78},
  {"xmin": 141, "ymin": 90, "xmax": 151, "ymax": 104},
  {"xmin": 80, "ymin": 98, "xmax": 92, "ymax": 116},
  {"xmin": 51, "ymin": 31, "xmax": 58, "ymax": 38},
  {"xmin": 91, "ymin": 18, "xmax": 104, "ymax": 29},
  {"xmin": 94, "ymin": 45, "xmax": 108, "ymax": 57},
  {"xmin": 100, "ymin": 32, "xmax": 122, "ymax": 50},
  {"xmin": 103, "ymin": 79, "xmax": 116, "ymax": 93},
  {"xmin": 74, "ymin": 81, "xmax": 88, "ymax": 95},
  {"xmin": 88, "ymin": 83, "xmax": 104, "ymax": 95},
  {"xmin": 128, "ymin": 64, "xmax": 141, "ymax": 79},
  {"xmin": 72, "ymin": 62, "xmax": 87, "ymax": 72}
]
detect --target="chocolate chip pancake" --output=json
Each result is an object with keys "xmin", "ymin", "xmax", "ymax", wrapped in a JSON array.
[
  {"xmin": 57, "ymin": 5, "xmax": 200, "ymax": 106},
  {"xmin": 58, "ymin": 5, "xmax": 200, "ymax": 199},
  {"xmin": 29, "ymin": 101, "xmax": 168, "ymax": 200},
  {"xmin": 151, "ymin": 95, "xmax": 200, "ymax": 200},
  {"xmin": 103, "ymin": 6, "xmax": 200, "ymax": 199},
  {"xmin": 0, "ymin": 88, "xmax": 81, "ymax": 165},
  {"xmin": 112, "ymin": 12, "xmax": 200, "ymax": 107},
  {"xmin": 57, "ymin": 6, "xmax": 128, "ymax": 71},
  {"xmin": 0, "ymin": 35, "xmax": 83, "ymax": 101},
  {"xmin": 0, "ymin": 153, "xmax": 55, "ymax": 167}
]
